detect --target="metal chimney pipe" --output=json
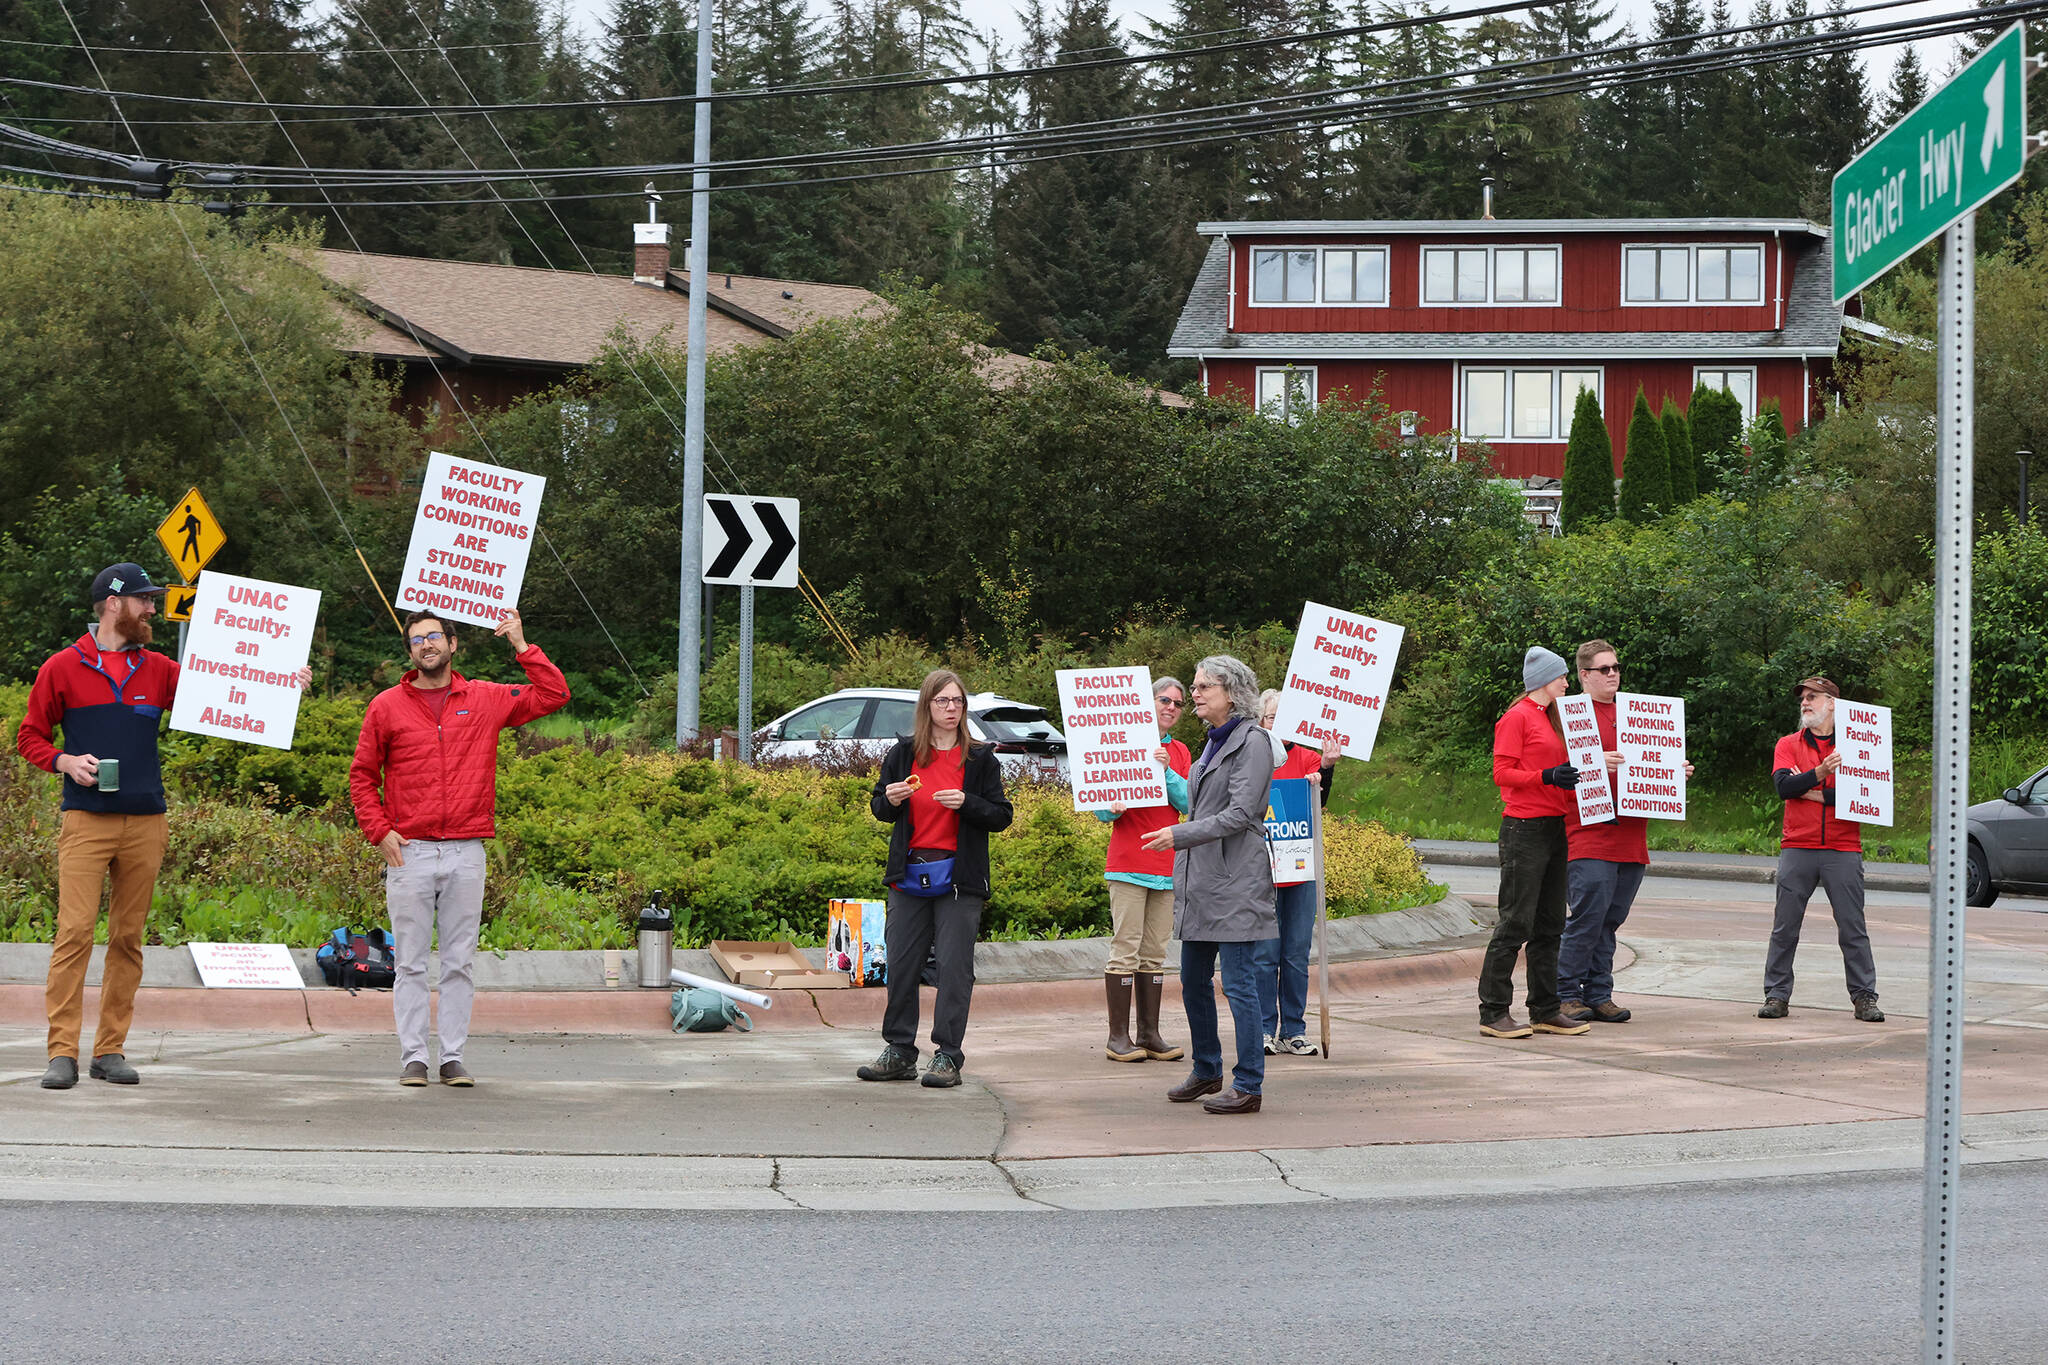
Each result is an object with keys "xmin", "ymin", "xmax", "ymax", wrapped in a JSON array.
[{"xmin": 1481, "ymin": 176, "xmax": 1496, "ymax": 220}]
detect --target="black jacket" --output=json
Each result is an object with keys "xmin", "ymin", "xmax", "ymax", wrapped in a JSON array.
[{"xmin": 870, "ymin": 738, "xmax": 1014, "ymax": 898}]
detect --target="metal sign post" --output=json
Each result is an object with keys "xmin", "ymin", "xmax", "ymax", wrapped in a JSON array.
[
  {"xmin": 738, "ymin": 586, "xmax": 756, "ymax": 762},
  {"xmin": 702, "ymin": 495, "xmax": 800, "ymax": 764},
  {"xmin": 1311, "ymin": 786, "xmax": 1332, "ymax": 1061}
]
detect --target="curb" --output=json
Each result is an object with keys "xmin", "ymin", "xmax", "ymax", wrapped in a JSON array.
[{"xmin": 1420, "ymin": 845, "xmax": 1931, "ymax": 894}]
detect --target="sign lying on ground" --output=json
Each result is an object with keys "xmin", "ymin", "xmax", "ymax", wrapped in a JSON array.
[
  {"xmin": 1836, "ymin": 699, "xmax": 1895, "ymax": 826},
  {"xmin": 1265, "ymin": 777, "xmax": 1318, "ymax": 882},
  {"xmin": 395, "ymin": 451, "xmax": 546, "ymax": 627},
  {"xmin": 1614, "ymin": 692, "xmax": 1687, "ymax": 821},
  {"xmin": 188, "ymin": 942, "xmax": 305, "ymax": 990},
  {"xmin": 1557, "ymin": 694, "xmax": 1615, "ymax": 827},
  {"xmin": 1271, "ymin": 601, "xmax": 1404, "ymax": 760},
  {"xmin": 156, "ymin": 486, "xmax": 225, "ymax": 584},
  {"xmin": 1056, "ymin": 666, "xmax": 1168, "ymax": 813},
  {"xmin": 1832, "ymin": 22, "xmax": 2029, "ymax": 301},
  {"xmin": 169, "ymin": 571, "xmax": 319, "ymax": 750},
  {"xmin": 702, "ymin": 495, "xmax": 800, "ymax": 589}
]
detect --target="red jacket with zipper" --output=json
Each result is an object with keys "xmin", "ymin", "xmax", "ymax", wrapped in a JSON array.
[
  {"xmin": 1772, "ymin": 729, "xmax": 1861, "ymax": 853},
  {"xmin": 348, "ymin": 646, "xmax": 569, "ymax": 847}
]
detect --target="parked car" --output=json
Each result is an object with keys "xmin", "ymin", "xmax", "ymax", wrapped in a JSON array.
[
  {"xmin": 1965, "ymin": 764, "xmax": 2048, "ymax": 906},
  {"xmin": 756, "ymin": 688, "xmax": 1069, "ymax": 781}
]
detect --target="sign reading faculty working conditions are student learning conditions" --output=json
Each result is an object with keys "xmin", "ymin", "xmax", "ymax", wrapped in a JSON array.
[
  {"xmin": 1613, "ymin": 692, "xmax": 1687, "ymax": 821},
  {"xmin": 1057, "ymin": 666, "xmax": 1168, "ymax": 813},
  {"xmin": 1557, "ymin": 694, "xmax": 1615, "ymax": 827},
  {"xmin": 395, "ymin": 451, "xmax": 547, "ymax": 628},
  {"xmin": 1271, "ymin": 602, "xmax": 1404, "ymax": 761},
  {"xmin": 170, "ymin": 572, "xmax": 319, "ymax": 750},
  {"xmin": 1835, "ymin": 699, "xmax": 1895, "ymax": 826}
]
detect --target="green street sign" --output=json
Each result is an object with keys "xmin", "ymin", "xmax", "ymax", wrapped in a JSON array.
[{"xmin": 1832, "ymin": 22, "xmax": 2030, "ymax": 302}]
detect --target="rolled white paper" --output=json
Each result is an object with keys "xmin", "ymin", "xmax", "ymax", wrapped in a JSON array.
[{"xmin": 669, "ymin": 968, "xmax": 773, "ymax": 1010}]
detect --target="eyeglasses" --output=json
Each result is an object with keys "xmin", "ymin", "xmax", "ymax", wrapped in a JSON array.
[
  {"xmin": 1583, "ymin": 664, "xmax": 1620, "ymax": 675},
  {"xmin": 407, "ymin": 631, "xmax": 446, "ymax": 647},
  {"xmin": 1157, "ymin": 696, "xmax": 1184, "ymax": 708},
  {"xmin": 931, "ymin": 696, "xmax": 966, "ymax": 709},
  {"xmin": 1191, "ymin": 681, "xmax": 1220, "ymax": 693}
]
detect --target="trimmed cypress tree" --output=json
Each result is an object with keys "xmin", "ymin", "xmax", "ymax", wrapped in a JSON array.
[
  {"xmin": 1687, "ymin": 383, "xmax": 1743, "ymax": 494},
  {"xmin": 1559, "ymin": 387, "xmax": 1615, "ymax": 533},
  {"xmin": 1661, "ymin": 400, "xmax": 1697, "ymax": 505},
  {"xmin": 1617, "ymin": 386, "xmax": 1671, "ymax": 523}
]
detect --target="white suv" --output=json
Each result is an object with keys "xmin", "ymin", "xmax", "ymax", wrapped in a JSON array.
[{"xmin": 757, "ymin": 688, "xmax": 1069, "ymax": 781}]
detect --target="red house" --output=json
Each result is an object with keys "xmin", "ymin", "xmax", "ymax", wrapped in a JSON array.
[{"xmin": 1168, "ymin": 217, "xmax": 1845, "ymax": 480}]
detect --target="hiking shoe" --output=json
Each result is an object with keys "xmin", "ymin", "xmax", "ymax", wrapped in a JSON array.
[
  {"xmin": 1277, "ymin": 1035, "xmax": 1320, "ymax": 1056},
  {"xmin": 1757, "ymin": 997, "xmax": 1789, "ymax": 1019},
  {"xmin": 857, "ymin": 1045, "xmax": 919, "ymax": 1082},
  {"xmin": 920, "ymin": 1054, "xmax": 962, "ymax": 1088},
  {"xmin": 40, "ymin": 1057, "xmax": 77, "ymax": 1090},
  {"xmin": 1590, "ymin": 1001, "xmax": 1633, "ymax": 1023},
  {"xmin": 1479, "ymin": 1015, "xmax": 1533, "ymax": 1039},
  {"xmin": 400, "ymin": 1061, "xmax": 430, "ymax": 1086},
  {"xmin": 1262, "ymin": 1034, "xmax": 1277, "ymax": 1055},
  {"xmin": 1532, "ymin": 1013, "xmax": 1593, "ymax": 1035},
  {"xmin": 1558, "ymin": 999, "xmax": 1595, "ymax": 1022},
  {"xmin": 89, "ymin": 1054, "xmax": 139, "ymax": 1085},
  {"xmin": 439, "ymin": 1061, "xmax": 474, "ymax": 1087},
  {"xmin": 1853, "ymin": 995, "xmax": 1886, "ymax": 1023}
]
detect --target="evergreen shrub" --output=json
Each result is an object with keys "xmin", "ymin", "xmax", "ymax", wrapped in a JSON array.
[
  {"xmin": 1559, "ymin": 389, "xmax": 1615, "ymax": 533},
  {"xmin": 1617, "ymin": 387, "xmax": 1671, "ymax": 523}
]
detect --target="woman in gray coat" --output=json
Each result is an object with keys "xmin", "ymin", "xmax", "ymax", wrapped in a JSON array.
[{"xmin": 1141, "ymin": 654, "xmax": 1276, "ymax": 1114}]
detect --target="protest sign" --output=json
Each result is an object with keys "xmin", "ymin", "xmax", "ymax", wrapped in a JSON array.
[
  {"xmin": 1057, "ymin": 666, "xmax": 1167, "ymax": 813},
  {"xmin": 1271, "ymin": 601, "xmax": 1405, "ymax": 760},
  {"xmin": 1836, "ymin": 699, "xmax": 1895, "ymax": 826},
  {"xmin": 170, "ymin": 572, "xmax": 319, "ymax": 751},
  {"xmin": 394, "ymin": 451, "xmax": 547, "ymax": 627},
  {"xmin": 1265, "ymin": 777, "xmax": 1318, "ymax": 882},
  {"xmin": 188, "ymin": 942, "xmax": 305, "ymax": 990},
  {"xmin": 1557, "ymin": 694, "xmax": 1615, "ymax": 826},
  {"xmin": 1614, "ymin": 692, "xmax": 1687, "ymax": 820}
]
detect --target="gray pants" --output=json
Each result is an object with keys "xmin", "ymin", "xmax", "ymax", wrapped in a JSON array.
[
  {"xmin": 881, "ymin": 887, "xmax": 984, "ymax": 1066},
  {"xmin": 385, "ymin": 838, "xmax": 486, "ymax": 1067},
  {"xmin": 1766, "ymin": 847, "xmax": 1877, "ymax": 1003}
]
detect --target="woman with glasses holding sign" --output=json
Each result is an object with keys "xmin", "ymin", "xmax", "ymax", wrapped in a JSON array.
[{"xmin": 858, "ymin": 670, "xmax": 1014, "ymax": 1090}]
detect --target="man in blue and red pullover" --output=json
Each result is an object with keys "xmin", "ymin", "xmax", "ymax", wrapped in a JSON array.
[
  {"xmin": 17, "ymin": 564, "xmax": 177, "ymax": 1089},
  {"xmin": 1760, "ymin": 676, "xmax": 1882, "ymax": 1022},
  {"xmin": 349, "ymin": 607, "xmax": 568, "ymax": 1087}
]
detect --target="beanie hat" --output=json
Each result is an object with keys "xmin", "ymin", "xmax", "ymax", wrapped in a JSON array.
[{"xmin": 1523, "ymin": 645, "xmax": 1568, "ymax": 693}]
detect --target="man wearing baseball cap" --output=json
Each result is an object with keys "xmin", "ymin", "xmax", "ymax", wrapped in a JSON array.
[
  {"xmin": 15, "ymin": 563, "xmax": 177, "ymax": 1089},
  {"xmin": 1760, "ymin": 676, "xmax": 1882, "ymax": 1022}
]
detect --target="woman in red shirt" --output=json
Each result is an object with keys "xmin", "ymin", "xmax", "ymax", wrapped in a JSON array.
[
  {"xmin": 1479, "ymin": 647, "xmax": 1593, "ymax": 1040},
  {"xmin": 859, "ymin": 670, "xmax": 1014, "ymax": 1089}
]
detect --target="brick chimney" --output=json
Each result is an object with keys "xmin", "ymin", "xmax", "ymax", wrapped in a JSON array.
[{"xmin": 634, "ymin": 185, "xmax": 671, "ymax": 284}]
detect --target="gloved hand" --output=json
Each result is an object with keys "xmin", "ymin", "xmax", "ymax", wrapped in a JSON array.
[{"xmin": 1540, "ymin": 763, "xmax": 1581, "ymax": 789}]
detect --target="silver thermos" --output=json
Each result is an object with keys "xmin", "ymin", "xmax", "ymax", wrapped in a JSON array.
[{"xmin": 636, "ymin": 891, "xmax": 674, "ymax": 988}]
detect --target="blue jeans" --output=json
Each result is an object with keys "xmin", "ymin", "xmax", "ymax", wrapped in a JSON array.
[
  {"xmin": 1558, "ymin": 859, "xmax": 1646, "ymax": 1006},
  {"xmin": 1255, "ymin": 881, "xmax": 1316, "ymax": 1038},
  {"xmin": 1180, "ymin": 939, "xmax": 1266, "ymax": 1096}
]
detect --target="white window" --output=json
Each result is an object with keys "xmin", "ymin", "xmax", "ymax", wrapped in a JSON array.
[
  {"xmin": 1460, "ymin": 366, "xmax": 1604, "ymax": 442},
  {"xmin": 1695, "ymin": 367, "xmax": 1758, "ymax": 420},
  {"xmin": 1422, "ymin": 245, "xmax": 1561, "ymax": 305},
  {"xmin": 1256, "ymin": 366, "xmax": 1315, "ymax": 422},
  {"xmin": 1624, "ymin": 244, "xmax": 1764, "ymax": 304},
  {"xmin": 1251, "ymin": 246, "xmax": 1388, "ymax": 305}
]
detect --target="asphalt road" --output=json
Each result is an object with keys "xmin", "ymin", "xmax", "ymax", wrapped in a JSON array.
[{"xmin": 6, "ymin": 1163, "xmax": 2042, "ymax": 1364}]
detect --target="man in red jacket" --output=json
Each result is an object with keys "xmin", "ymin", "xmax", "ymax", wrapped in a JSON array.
[
  {"xmin": 349, "ymin": 607, "xmax": 569, "ymax": 1086},
  {"xmin": 1760, "ymin": 676, "xmax": 1882, "ymax": 1022}
]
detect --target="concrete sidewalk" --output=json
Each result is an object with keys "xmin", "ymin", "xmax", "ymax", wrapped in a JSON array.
[
  {"xmin": 3, "ymin": 888, "xmax": 2046, "ymax": 1211},
  {"xmin": 1414, "ymin": 838, "xmax": 1934, "ymax": 891}
]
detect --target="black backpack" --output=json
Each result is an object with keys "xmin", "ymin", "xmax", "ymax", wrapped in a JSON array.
[{"xmin": 316, "ymin": 928, "xmax": 397, "ymax": 991}]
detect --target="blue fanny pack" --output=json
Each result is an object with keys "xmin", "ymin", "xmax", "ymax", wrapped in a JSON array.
[{"xmin": 899, "ymin": 855, "xmax": 956, "ymax": 898}]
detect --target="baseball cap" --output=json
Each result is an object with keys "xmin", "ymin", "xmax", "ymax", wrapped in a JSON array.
[
  {"xmin": 1791, "ymin": 676, "xmax": 1841, "ymax": 700},
  {"xmin": 90, "ymin": 563, "xmax": 169, "ymax": 602}
]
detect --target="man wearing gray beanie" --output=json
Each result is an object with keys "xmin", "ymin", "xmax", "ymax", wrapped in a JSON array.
[{"xmin": 1479, "ymin": 645, "xmax": 1592, "ymax": 1038}]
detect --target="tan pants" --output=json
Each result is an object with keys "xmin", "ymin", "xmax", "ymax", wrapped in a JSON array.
[
  {"xmin": 1106, "ymin": 881, "xmax": 1174, "ymax": 974},
  {"xmin": 46, "ymin": 810, "xmax": 168, "ymax": 1061}
]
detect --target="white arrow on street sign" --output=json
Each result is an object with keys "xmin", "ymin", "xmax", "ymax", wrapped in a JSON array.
[{"xmin": 701, "ymin": 494, "xmax": 800, "ymax": 589}]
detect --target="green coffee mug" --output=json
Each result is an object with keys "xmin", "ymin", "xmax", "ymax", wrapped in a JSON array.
[{"xmin": 97, "ymin": 757, "xmax": 119, "ymax": 793}]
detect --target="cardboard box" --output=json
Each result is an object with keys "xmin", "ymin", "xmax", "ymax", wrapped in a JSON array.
[{"xmin": 708, "ymin": 939, "xmax": 849, "ymax": 990}]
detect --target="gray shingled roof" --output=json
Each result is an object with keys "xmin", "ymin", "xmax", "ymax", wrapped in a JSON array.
[{"xmin": 1168, "ymin": 235, "xmax": 1845, "ymax": 359}]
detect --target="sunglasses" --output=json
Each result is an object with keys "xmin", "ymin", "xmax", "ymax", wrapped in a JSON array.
[
  {"xmin": 1157, "ymin": 696, "xmax": 1184, "ymax": 708},
  {"xmin": 1582, "ymin": 664, "xmax": 1620, "ymax": 675},
  {"xmin": 407, "ymin": 631, "xmax": 447, "ymax": 647}
]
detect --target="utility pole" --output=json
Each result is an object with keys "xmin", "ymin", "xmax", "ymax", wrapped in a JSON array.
[{"xmin": 674, "ymin": 0, "xmax": 714, "ymax": 747}]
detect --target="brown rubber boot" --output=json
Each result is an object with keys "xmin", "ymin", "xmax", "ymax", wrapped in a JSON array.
[
  {"xmin": 1105, "ymin": 974, "xmax": 1145, "ymax": 1061},
  {"xmin": 1134, "ymin": 972, "xmax": 1184, "ymax": 1061}
]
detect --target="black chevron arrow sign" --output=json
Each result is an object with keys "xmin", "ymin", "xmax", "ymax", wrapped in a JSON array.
[{"xmin": 701, "ymin": 494, "xmax": 800, "ymax": 588}]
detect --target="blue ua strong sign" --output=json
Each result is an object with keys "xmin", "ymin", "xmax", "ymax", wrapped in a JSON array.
[{"xmin": 1265, "ymin": 777, "xmax": 1317, "ymax": 882}]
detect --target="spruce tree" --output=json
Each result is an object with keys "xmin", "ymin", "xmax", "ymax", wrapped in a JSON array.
[
  {"xmin": 1661, "ymin": 399, "xmax": 1696, "ymax": 505},
  {"xmin": 1559, "ymin": 388, "xmax": 1616, "ymax": 533},
  {"xmin": 1617, "ymin": 386, "xmax": 1671, "ymax": 523},
  {"xmin": 1883, "ymin": 46, "xmax": 1930, "ymax": 125},
  {"xmin": 1687, "ymin": 383, "xmax": 1743, "ymax": 493}
]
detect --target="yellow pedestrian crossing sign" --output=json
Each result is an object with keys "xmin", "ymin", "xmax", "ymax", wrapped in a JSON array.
[
  {"xmin": 163, "ymin": 582, "xmax": 198, "ymax": 622},
  {"xmin": 157, "ymin": 487, "xmax": 225, "ymax": 584}
]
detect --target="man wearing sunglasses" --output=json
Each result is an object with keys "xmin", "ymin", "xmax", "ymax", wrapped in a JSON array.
[
  {"xmin": 1556, "ymin": 639, "xmax": 1688, "ymax": 1024},
  {"xmin": 349, "ymin": 607, "xmax": 568, "ymax": 1086}
]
